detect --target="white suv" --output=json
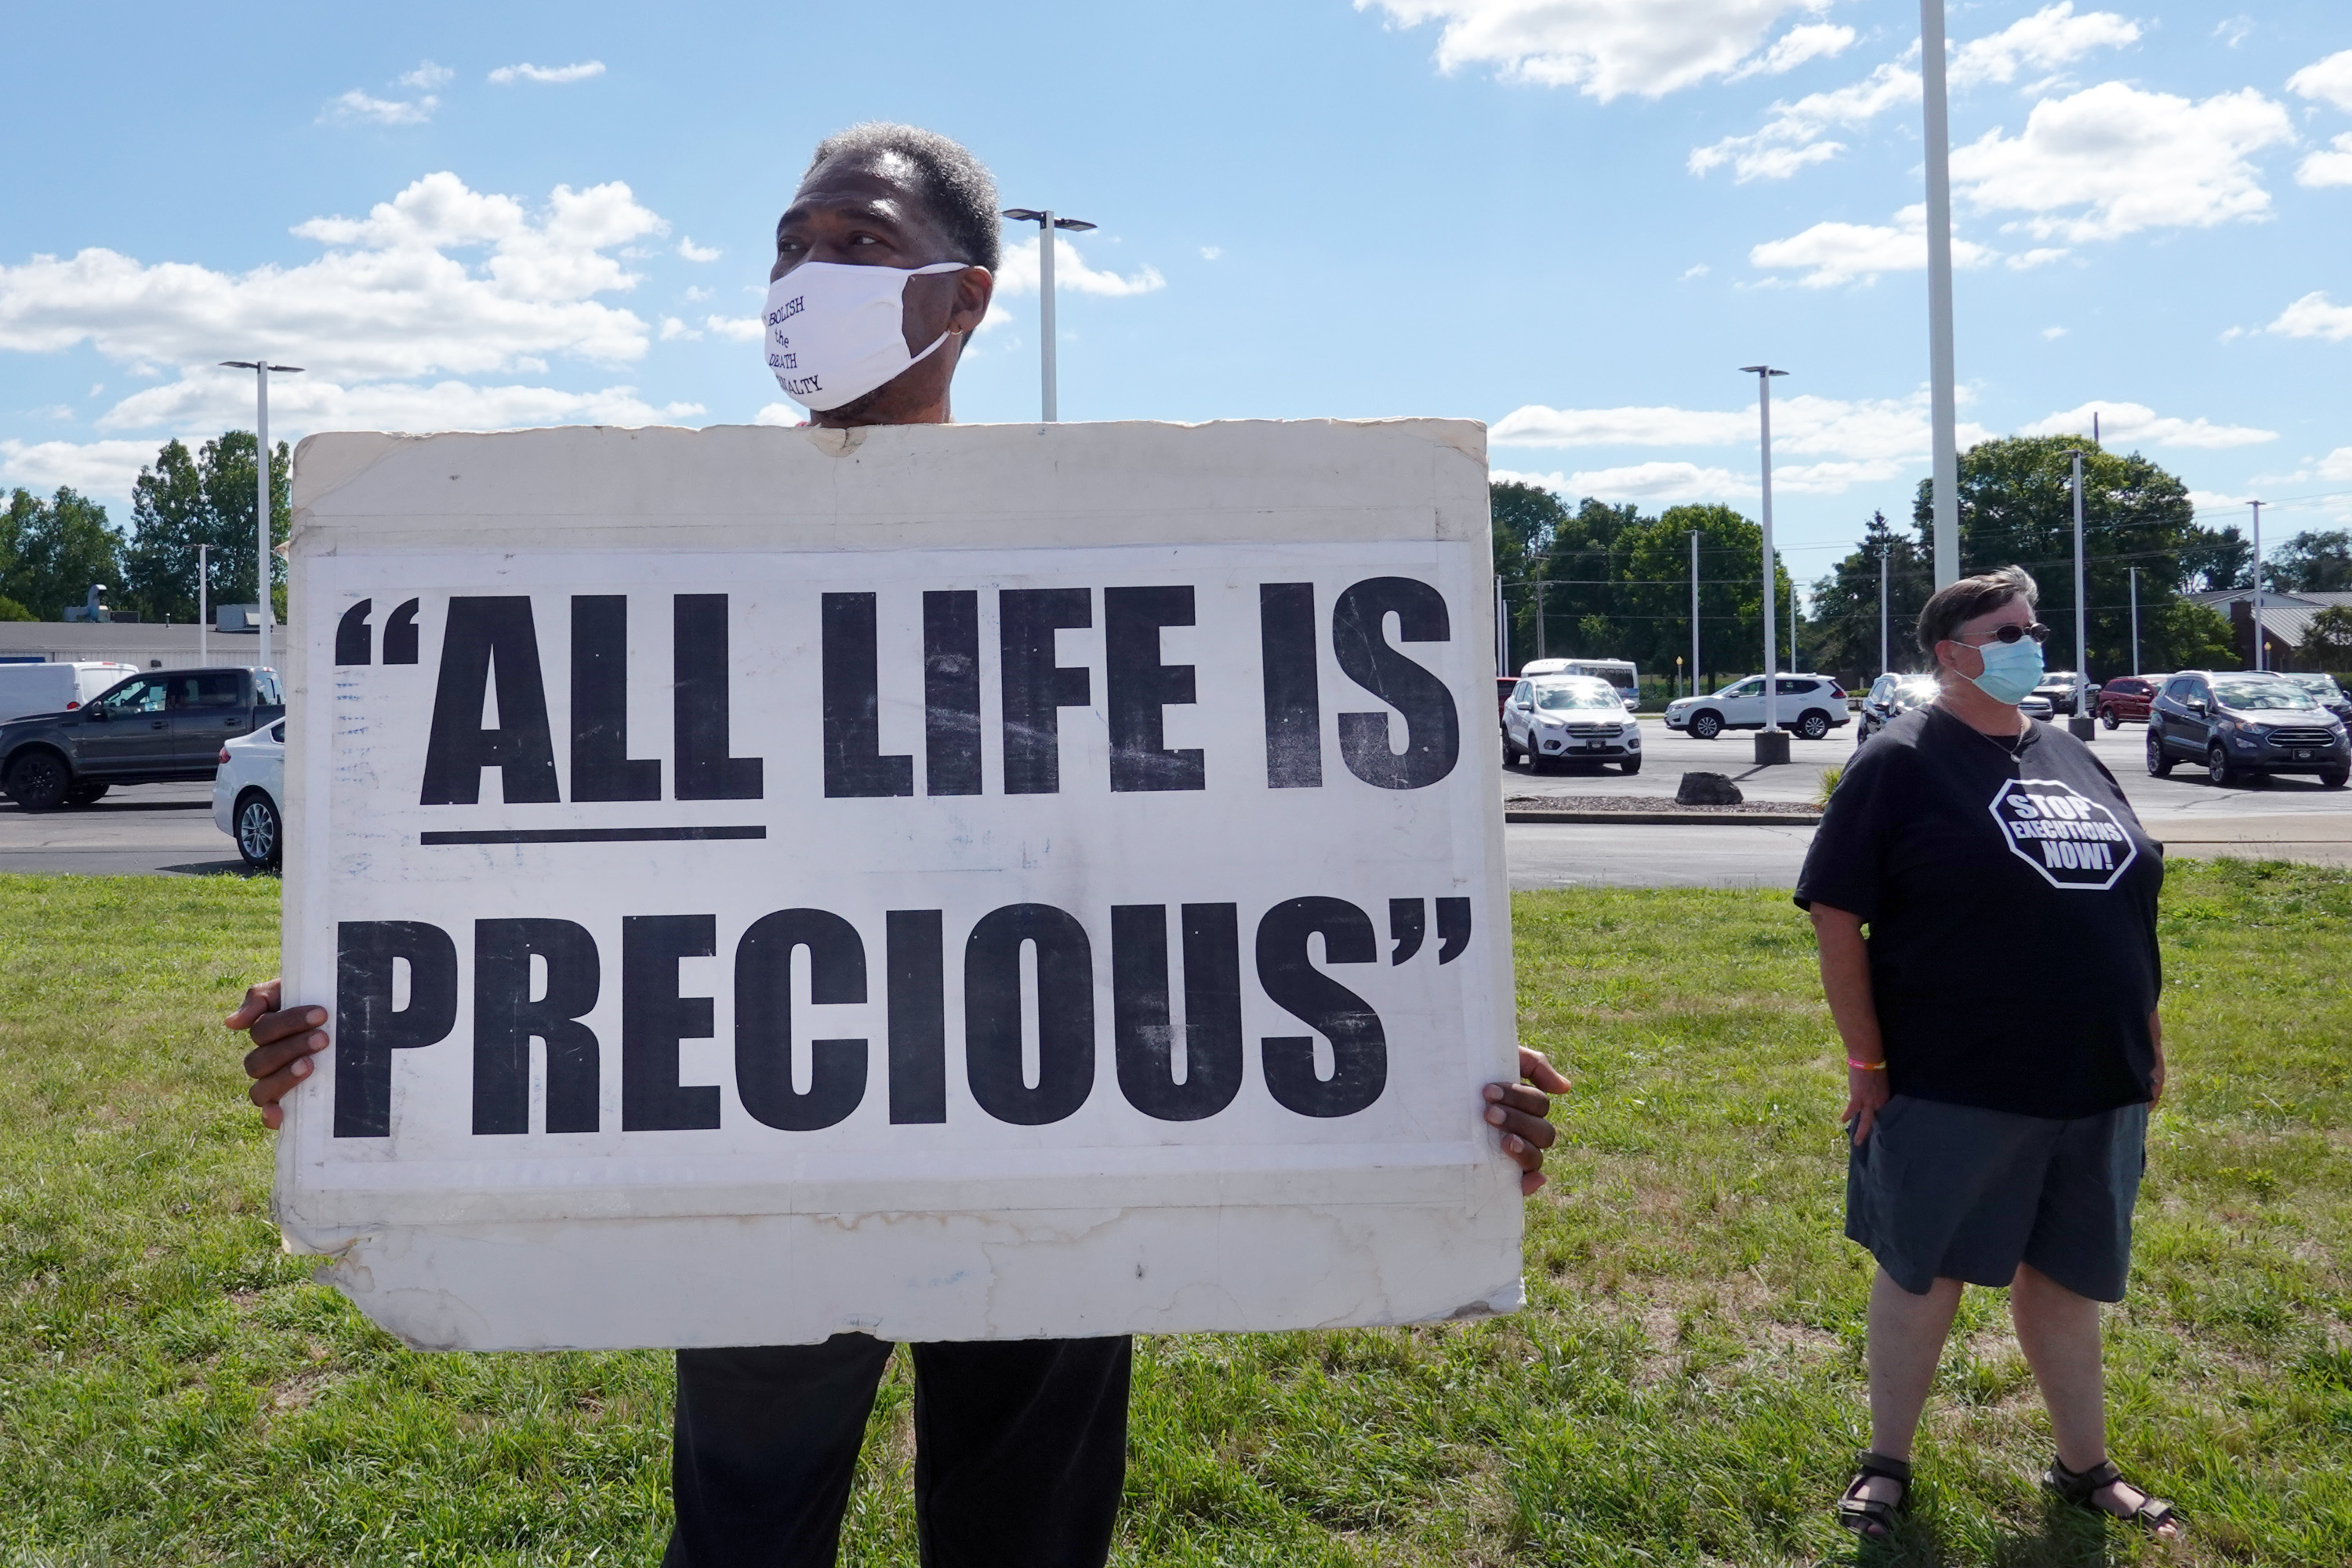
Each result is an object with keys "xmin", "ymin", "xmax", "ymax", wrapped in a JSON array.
[
  {"xmin": 212, "ymin": 719, "xmax": 285, "ymax": 870},
  {"xmin": 1665, "ymin": 673, "xmax": 1851, "ymax": 741},
  {"xmin": 1502, "ymin": 675, "xmax": 1642, "ymax": 774}
]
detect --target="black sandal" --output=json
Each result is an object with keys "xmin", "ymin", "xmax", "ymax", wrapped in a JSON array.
[
  {"xmin": 1836, "ymin": 1450, "xmax": 1911, "ymax": 1540},
  {"xmin": 2045, "ymin": 1454, "xmax": 2181, "ymax": 1535}
]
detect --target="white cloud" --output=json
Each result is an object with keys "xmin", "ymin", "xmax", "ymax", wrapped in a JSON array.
[
  {"xmin": 1359, "ymin": 0, "xmax": 1840, "ymax": 103},
  {"xmin": 2297, "ymin": 134, "xmax": 2352, "ymax": 189},
  {"xmin": 658, "ymin": 316, "xmax": 698, "ymax": 341},
  {"xmin": 1199, "ymin": 245, "xmax": 1222, "ymax": 260},
  {"xmin": 2319, "ymin": 448, "xmax": 2352, "ymax": 481},
  {"xmin": 1690, "ymin": 59, "xmax": 1915, "ymax": 180},
  {"xmin": 2020, "ymin": 401, "xmax": 2276, "ymax": 449},
  {"xmin": 2008, "ymin": 246, "xmax": 2070, "ymax": 269},
  {"xmin": 1493, "ymin": 405, "xmax": 1751, "ymax": 448},
  {"xmin": 399, "ymin": 61, "xmax": 454, "ymax": 90},
  {"xmin": 1493, "ymin": 462, "xmax": 1752, "ymax": 501},
  {"xmin": 703, "ymin": 315, "xmax": 764, "ymax": 343},
  {"xmin": 2288, "ymin": 49, "xmax": 2352, "ymax": 112},
  {"xmin": 0, "ymin": 172, "xmax": 664, "ymax": 382},
  {"xmin": 1726, "ymin": 22, "xmax": 1855, "ymax": 81},
  {"xmin": 677, "ymin": 237, "xmax": 723, "ymax": 262},
  {"xmin": 1948, "ymin": 4, "xmax": 2139, "ymax": 89},
  {"xmin": 2043, "ymin": 325, "xmax": 2069, "ymax": 339},
  {"xmin": 1748, "ymin": 203, "xmax": 1995, "ymax": 285},
  {"xmin": 753, "ymin": 403, "xmax": 804, "ymax": 427},
  {"xmin": 2212, "ymin": 17, "xmax": 2253, "ymax": 50},
  {"xmin": 1951, "ymin": 83, "xmax": 2294, "ymax": 242},
  {"xmin": 0, "ymin": 437, "xmax": 171, "ymax": 499},
  {"xmin": 489, "ymin": 60, "xmax": 606, "ymax": 85},
  {"xmin": 993, "ymin": 235, "xmax": 1165, "ymax": 297},
  {"xmin": 325, "ymin": 89, "xmax": 437, "ymax": 126},
  {"xmin": 1680, "ymin": 263, "xmax": 1711, "ymax": 278},
  {"xmin": 2264, "ymin": 292, "xmax": 2352, "ymax": 343}
]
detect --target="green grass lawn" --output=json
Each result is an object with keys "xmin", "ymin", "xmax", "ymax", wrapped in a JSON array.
[{"xmin": 0, "ymin": 863, "xmax": 2345, "ymax": 1566}]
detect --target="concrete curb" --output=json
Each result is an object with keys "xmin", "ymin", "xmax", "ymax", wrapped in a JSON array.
[{"xmin": 1505, "ymin": 809, "xmax": 1824, "ymax": 827}]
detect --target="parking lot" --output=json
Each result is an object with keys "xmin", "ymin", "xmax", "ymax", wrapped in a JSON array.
[{"xmin": 2, "ymin": 716, "xmax": 2347, "ymax": 887}]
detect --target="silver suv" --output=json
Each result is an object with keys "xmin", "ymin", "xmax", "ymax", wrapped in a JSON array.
[{"xmin": 2147, "ymin": 672, "xmax": 2350, "ymax": 788}]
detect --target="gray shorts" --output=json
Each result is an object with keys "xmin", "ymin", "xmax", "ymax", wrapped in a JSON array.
[{"xmin": 1846, "ymin": 1094, "xmax": 2148, "ymax": 1301}]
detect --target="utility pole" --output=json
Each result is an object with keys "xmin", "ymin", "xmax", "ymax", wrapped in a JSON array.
[
  {"xmin": 1494, "ymin": 579, "xmax": 1508, "ymax": 677},
  {"xmin": 1689, "ymin": 528, "xmax": 1701, "ymax": 697},
  {"xmin": 1921, "ymin": 0, "xmax": 1960, "ymax": 589},
  {"xmin": 1000, "ymin": 209, "xmax": 1097, "ymax": 421},
  {"xmin": 1535, "ymin": 579, "xmax": 1547, "ymax": 660},
  {"xmin": 1741, "ymin": 365, "xmax": 1790, "ymax": 762},
  {"xmin": 198, "ymin": 543, "xmax": 209, "ymax": 666},
  {"xmin": 2067, "ymin": 449, "xmax": 2093, "ymax": 736},
  {"xmin": 1788, "ymin": 579, "xmax": 1799, "ymax": 672},
  {"xmin": 2250, "ymin": 498, "xmax": 2266, "ymax": 672},
  {"xmin": 217, "ymin": 360, "xmax": 303, "ymax": 671},
  {"xmin": 2129, "ymin": 565, "xmax": 2140, "ymax": 674}
]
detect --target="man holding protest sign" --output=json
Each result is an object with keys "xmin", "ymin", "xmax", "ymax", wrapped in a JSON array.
[{"xmin": 229, "ymin": 122, "xmax": 1566, "ymax": 1566}]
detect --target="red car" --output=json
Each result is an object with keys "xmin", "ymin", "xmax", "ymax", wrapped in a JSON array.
[{"xmin": 2096, "ymin": 674, "xmax": 2162, "ymax": 728}]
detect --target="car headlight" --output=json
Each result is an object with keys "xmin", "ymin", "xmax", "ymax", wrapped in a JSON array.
[{"xmin": 2216, "ymin": 717, "xmax": 2238, "ymax": 731}]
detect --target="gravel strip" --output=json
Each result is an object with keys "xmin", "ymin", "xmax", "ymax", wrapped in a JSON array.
[{"xmin": 1504, "ymin": 794, "xmax": 1821, "ymax": 817}]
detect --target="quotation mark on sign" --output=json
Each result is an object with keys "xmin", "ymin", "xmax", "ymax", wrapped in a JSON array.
[
  {"xmin": 335, "ymin": 597, "xmax": 422, "ymax": 665},
  {"xmin": 1387, "ymin": 898, "xmax": 1472, "ymax": 965}
]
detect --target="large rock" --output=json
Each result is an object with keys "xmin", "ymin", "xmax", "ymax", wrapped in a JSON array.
[{"xmin": 1676, "ymin": 771, "xmax": 1744, "ymax": 807}]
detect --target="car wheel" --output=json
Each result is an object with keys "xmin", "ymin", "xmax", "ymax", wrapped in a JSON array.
[
  {"xmin": 2207, "ymin": 746, "xmax": 2240, "ymax": 788},
  {"xmin": 2322, "ymin": 768, "xmax": 2349, "ymax": 789},
  {"xmin": 1619, "ymin": 755, "xmax": 1642, "ymax": 775},
  {"xmin": 1795, "ymin": 710, "xmax": 1831, "ymax": 741},
  {"xmin": 2146, "ymin": 733, "xmax": 2172, "ymax": 778},
  {"xmin": 1501, "ymin": 735, "xmax": 1521, "ymax": 768},
  {"xmin": 1689, "ymin": 710, "xmax": 1723, "ymax": 740},
  {"xmin": 234, "ymin": 789, "xmax": 283, "ymax": 870},
  {"xmin": 2100, "ymin": 706, "xmax": 2118, "ymax": 730},
  {"xmin": 63, "ymin": 782, "xmax": 110, "ymax": 808},
  {"xmin": 4, "ymin": 751, "xmax": 71, "ymax": 812}
]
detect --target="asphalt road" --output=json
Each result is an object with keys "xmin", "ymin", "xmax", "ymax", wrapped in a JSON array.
[{"xmin": 2, "ymin": 717, "xmax": 2346, "ymax": 887}]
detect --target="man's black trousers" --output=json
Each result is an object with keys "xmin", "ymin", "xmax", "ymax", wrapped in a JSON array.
[{"xmin": 662, "ymin": 1333, "xmax": 1132, "ymax": 1567}]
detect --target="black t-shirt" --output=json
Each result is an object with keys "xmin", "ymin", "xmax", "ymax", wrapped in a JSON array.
[{"xmin": 1795, "ymin": 706, "xmax": 2163, "ymax": 1118}]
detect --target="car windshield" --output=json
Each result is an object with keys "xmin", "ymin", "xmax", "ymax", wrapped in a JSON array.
[
  {"xmin": 1533, "ymin": 678, "xmax": 1621, "ymax": 711},
  {"xmin": 2214, "ymin": 679, "xmax": 2318, "ymax": 711},
  {"xmin": 2286, "ymin": 674, "xmax": 2343, "ymax": 698},
  {"xmin": 1890, "ymin": 679, "xmax": 1940, "ymax": 709}
]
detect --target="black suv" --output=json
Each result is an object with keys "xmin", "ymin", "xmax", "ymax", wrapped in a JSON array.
[
  {"xmin": 0, "ymin": 666, "xmax": 284, "ymax": 810},
  {"xmin": 2147, "ymin": 671, "xmax": 2349, "ymax": 788}
]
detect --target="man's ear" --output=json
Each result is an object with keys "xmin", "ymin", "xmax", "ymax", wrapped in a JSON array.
[{"xmin": 949, "ymin": 266, "xmax": 993, "ymax": 338}]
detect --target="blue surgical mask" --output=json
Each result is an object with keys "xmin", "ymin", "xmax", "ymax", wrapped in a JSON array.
[{"xmin": 1966, "ymin": 636, "xmax": 2045, "ymax": 706}]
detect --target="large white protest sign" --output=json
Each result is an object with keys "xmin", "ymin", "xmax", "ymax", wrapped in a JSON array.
[{"xmin": 278, "ymin": 419, "xmax": 1518, "ymax": 1350}]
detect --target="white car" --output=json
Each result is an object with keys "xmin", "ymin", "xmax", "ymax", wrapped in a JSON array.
[
  {"xmin": 1664, "ymin": 673, "xmax": 1851, "ymax": 741},
  {"xmin": 212, "ymin": 719, "xmax": 285, "ymax": 869},
  {"xmin": 1501, "ymin": 674, "xmax": 1642, "ymax": 774}
]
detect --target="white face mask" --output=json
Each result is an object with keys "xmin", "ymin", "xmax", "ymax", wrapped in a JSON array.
[{"xmin": 764, "ymin": 260, "xmax": 966, "ymax": 412}]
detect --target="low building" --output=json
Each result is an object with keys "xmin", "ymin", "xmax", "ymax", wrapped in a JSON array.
[
  {"xmin": 0, "ymin": 620, "xmax": 271, "ymax": 673},
  {"xmin": 2183, "ymin": 587, "xmax": 2352, "ymax": 672}
]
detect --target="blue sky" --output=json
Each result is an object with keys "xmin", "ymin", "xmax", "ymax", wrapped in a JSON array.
[{"xmin": 4, "ymin": 0, "xmax": 2349, "ymax": 581}]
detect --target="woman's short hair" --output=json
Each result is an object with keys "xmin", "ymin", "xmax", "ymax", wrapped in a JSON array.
[
  {"xmin": 1916, "ymin": 565, "xmax": 2038, "ymax": 655},
  {"xmin": 805, "ymin": 122, "xmax": 1002, "ymax": 274}
]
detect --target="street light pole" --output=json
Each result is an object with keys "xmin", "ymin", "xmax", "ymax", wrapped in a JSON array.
[
  {"xmin": 2067, "ymin": 448, "xmax": 2093, "ymax": 735},
  {"xmin": 1494, "ymin": 579, "xmax": 1508, "ymax": 677},
  {"xmin": 198, "ymin": 543, "xmax": 209, "ymax": 666},
  {"xmin": 1000, "ymin": 209, "xmax": 1097, "ymax": 422},
  {"xmin": 1689, "ymin": 528, "xmax": 1701, "ymax": 696},
  {"xmin": 218, "ymin": 360, "xmax": 303, "ymax": 671},
  {"xmin": 1788, "ymin": 579, "xmax": 1798, "ymax": 672},
  {"xmin": 1741, "ymin": 365, "xmax": 1790, "ymax": 762},
  {"xmin": 1921, "ymin": 0, "xmax": 1960, "ymax": 590},
  {"xmin": 2249, "ymin": 498, "xmax": 2266, "ymax": 672},
  {"xmin": 1878, "ymin": 543, "xmax": 1890, "ymax": 677},
  {"xmin": 2129, "ymin": 565, "xmax": 2140, "ymax": 674}
]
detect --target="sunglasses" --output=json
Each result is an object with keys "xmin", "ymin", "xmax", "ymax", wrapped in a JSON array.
[{"xmin": 1955, "ymin": 622, "xmax": 2051, "ymax": 646}]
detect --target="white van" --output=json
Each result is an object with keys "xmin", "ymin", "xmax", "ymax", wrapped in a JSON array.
[
  {"xmin": 1519, "ymin": 657, "xmax": 1640, "ymax": 710},
  {"xmin": 0, "ymin": 662, "xmax": 139, "ymax": 724}
]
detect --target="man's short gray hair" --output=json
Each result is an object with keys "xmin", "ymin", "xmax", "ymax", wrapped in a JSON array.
[
  {"xmin": 806, "ymin": 122, "xmax": 1002, "ymax": 274},
  {"xmin": 1916, "ymin": 564, "xmax": 2039, "ymax": 655}
]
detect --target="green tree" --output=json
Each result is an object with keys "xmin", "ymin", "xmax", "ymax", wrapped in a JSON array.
[
  {"xmin": 1913, "ymin": 435, "xmax": 2214, "ymax": 677},
  {"xmin": 1490, "ymin": 481, "xmax": 1565, "ymax": 666},
  {"xmin": 2300, "ymin": 604, "xmax": 2352, "ymax": 667},
  {"xmin": 1807, "ymin": 510, "xmax": 1935, "ymax": 681},
  {"xmin": 1613, "ymin": 503, "xmax": 1788, "ymax": 689},
  {"xmin": 2270, "ymin": 529, "xmax": 2352, "ymax": 593},
  {"xmin": 124, "ymin": 432, "xmax": 290, "ymax": 623},
  {"xmin": 0, "ymin": 487, "xmax": 126, "ymax": 620},
  {"xmin": 2180, "ymin": 523, "xmax": 2250, "ymax": 592},
  {"xmin": 1524, "ymin": 497, "xmax": 1642, "ymax": 662}
]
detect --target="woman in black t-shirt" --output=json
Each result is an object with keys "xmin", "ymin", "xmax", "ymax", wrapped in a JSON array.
[{"xmin": 1795, "ymin": 567, "xmax": 2180, "ymax": 1543}]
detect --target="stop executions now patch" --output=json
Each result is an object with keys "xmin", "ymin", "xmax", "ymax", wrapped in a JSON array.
[{"xmin": 1988, "ymin": 778, "xmax": 2140, "ymax": 891}]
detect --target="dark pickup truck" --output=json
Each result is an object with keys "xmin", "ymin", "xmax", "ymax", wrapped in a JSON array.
[{"xmin": 0, "ymin": 666, "xmax": 284, "ymax": 811}]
